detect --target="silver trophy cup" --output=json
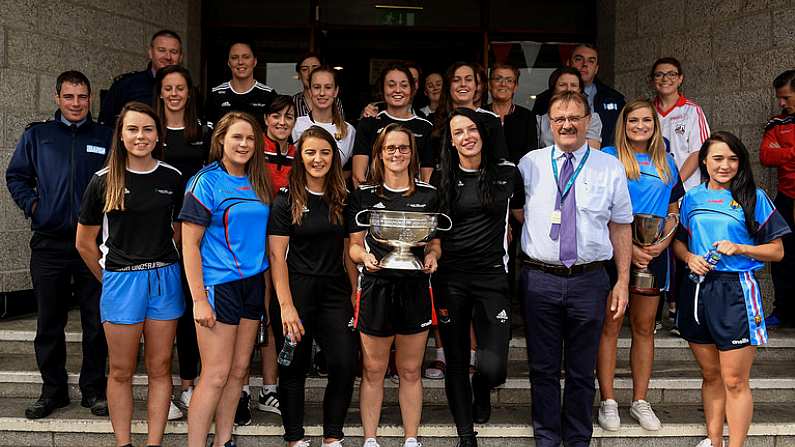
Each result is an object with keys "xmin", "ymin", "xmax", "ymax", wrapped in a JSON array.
[
  {"xmin": 631, "ymin": 213, "xmax": 679, "ymax": 295},
  {"xmin": 355, "ymin": 209, "xmax": 452, "ymax": 270}
]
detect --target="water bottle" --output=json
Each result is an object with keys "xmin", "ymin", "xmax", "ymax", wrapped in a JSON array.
[
  {"xmin": 256, "ymin": 317, "xmax": 268, "ymax": 347},
  {"xmin": 278, "ymin": 334, "xmax": 298, "ymax": 366},
  {"xmin": 689, "ymin": 249, "xmax": 721, "ymax": 283}
]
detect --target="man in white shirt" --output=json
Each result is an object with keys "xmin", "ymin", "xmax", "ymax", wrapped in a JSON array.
[{"xmin": 516, "ymin": 90, "xmax": 632, "ymax": 447}]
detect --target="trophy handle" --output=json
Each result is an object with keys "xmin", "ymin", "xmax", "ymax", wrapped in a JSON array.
[
  {"xmin": 354, "ymin": 209, "xmax": 371, "ymax": 227},
  {"xmin": 436, "ymin": 213, "xmax": 453, "ymax": 231},
  {"xmin": 658, "ymin": 212, "xmax": 680, "ymax": 243}
]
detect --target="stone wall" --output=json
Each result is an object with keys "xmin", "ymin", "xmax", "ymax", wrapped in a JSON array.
[
  {"xmin": 0, "ymin": 0, "xmax": 198, "ymax": 292},
  {"xmin": 610, "ymin": 0, "xmax": 795, "ymax": 305}
]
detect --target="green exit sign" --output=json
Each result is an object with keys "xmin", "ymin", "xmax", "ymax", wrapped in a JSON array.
[{"xmin": 379, "ymin": 11, "xmax": 416, "ymax": 26}]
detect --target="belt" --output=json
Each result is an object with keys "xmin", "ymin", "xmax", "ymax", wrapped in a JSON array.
[{"xmin": 521, "ymin": 257, "xmax": 605, "ymax": 277}]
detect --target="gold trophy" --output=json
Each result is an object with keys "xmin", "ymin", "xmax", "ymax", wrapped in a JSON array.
[
  {"xmin": 355, "ymin": 209, "xmax": 452, "ymax": 270},
  {"xmin": 631, "ymin": 213, "xmax": 679, "ymax": 295}
]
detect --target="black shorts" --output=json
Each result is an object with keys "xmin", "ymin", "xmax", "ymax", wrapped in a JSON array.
[
  {"xmin": 677, "ymin": 270, "xmax": 768, "ymax": 351},
  {"xmin": 355, "ymin": 273, "xmax": 433, "ymax": 337},
  {"xmin": 607, "ymin": 248, "xmax": 670, "ymax": 293},
  {"xmin": 207, "ymin": 273, "xmax": 266, "ymax": 325}
]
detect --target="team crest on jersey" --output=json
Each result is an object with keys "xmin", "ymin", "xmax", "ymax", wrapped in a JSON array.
[
  {"xmin": 675, "ymin": 123, "xmax": 686, "ymax": 135},
  {"xmin": 754, "ymin": 313, "xmax": 762, "ymax": 326},
  {"xmin": 457, "ymin": 180, "xmax": 464, "ymax": 187},
  {"xmin": 372, "ymin": 202, "xmax": 386, "ymax": 209},
  {"xmin": 730, "ymin": 200, "xmax": 740, "ymax": 209},
  {"xmin": 221, "ymin": 101, "xmax": 231, "ymax": 107},
  {"xmin": 302, "ymin": 206, "xmax": 310, "ymax": 213}
]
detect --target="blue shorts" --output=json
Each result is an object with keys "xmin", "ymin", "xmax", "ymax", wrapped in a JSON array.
[
  {"xmin": 101, "ymin": 263, "xmax": 185, "ymax": 324},
  {"xmin": 677, "ymin": 270, "xmax": 767, "ymax": 351},
  {"xmin": 207, "ymin": 273, "xmax": 265, "ymax": 325}
]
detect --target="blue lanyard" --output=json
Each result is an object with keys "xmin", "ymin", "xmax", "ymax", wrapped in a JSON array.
[{"xmin": 551, "ymin": 148, "xmax": 590, "ymax": 200}]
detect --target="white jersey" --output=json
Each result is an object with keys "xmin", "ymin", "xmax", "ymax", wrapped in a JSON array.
[
  {"xmin": 292, "ymin": 115, "xmax": 356, "ymax": 165},
  {"xmin": 655, "ymin": 95, "xmax": 710, "ymax": 191}
]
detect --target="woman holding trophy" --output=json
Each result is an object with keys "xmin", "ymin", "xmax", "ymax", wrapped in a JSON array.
[
  {"xmin": 347, "ymin": 123, "xmax": 443, "ymax": 447},
  {"xmin": 673, "ymin": 131, "xmax": 789, "ymax": 447},
  {"xmin": 596, "ymin": 99, "xmax": 684, "ymax": 432},
  {"xmin": 434, "ymin": 108, "xmax": 524, "ymax": 447},
  {"xmin": 269, "ymin": 126, "xmax": 359, "ymax": 447}
]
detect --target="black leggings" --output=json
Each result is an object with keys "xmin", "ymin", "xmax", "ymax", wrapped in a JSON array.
[
  {"xmin": 433, "ymin": 271, "xmax": 511, "ymax": 437},
  {"xmin": 271, "ymin": 273, "xmax": 358, "ymax": 442},
  {"xmin": 176, "ymin": 263, "xmax": 199, "ymax": 381}
]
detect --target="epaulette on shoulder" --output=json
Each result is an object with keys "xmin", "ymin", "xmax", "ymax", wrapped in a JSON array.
[
  {"xmin": 25, "ymin": 119, "xmax": 50, "ymax": 130},
  {"xmin": 112, "ymin": 71, "xmax": 138, "ymax": 83}
]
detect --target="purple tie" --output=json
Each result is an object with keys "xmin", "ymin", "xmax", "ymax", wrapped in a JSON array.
[{"xmin": 557, "ymin": 152, "xmax": 577, "ymax": 267}]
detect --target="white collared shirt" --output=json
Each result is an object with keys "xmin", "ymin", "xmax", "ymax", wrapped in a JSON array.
[{"xmin": 517, "ymin": 143, "xmax": 633, "ymax": 265}]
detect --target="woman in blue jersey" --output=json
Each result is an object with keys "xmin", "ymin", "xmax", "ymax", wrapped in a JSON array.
[
  {"xmin": 269, "ymin": 126, "xmax": 359, "ymax": 447},
  {"xmin": 180, "ymin": 112, "xmax": 273, "ymax": 447},
  {"xmin": 75, "ymin": 102, "xmax": 184, "ymax": 447},
  {"xmin": 348, "ymin": 123, "xmax": 442, "ymax": 447},
  {"xmin": 673, "ymin": 131, "xmax": 789, "ymax": 447},
  {"xmin": 596, "ymin": 99, "xmax": 684, "ymax": 432}
]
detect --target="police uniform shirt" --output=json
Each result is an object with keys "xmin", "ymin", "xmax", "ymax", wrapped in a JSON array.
[
  {"xmin": 99, "ymin": 69, "xmax": 156, "ymax": 127},
  {"xmin": 602, "ymin": 146, "xmax": 684, "ymax": 217},
  {"xmin": 206, "ymin": 81, "xmax": 276, "ymax": 127},
  {"xmin": 517, "ymin": 144, "xmax": 634, "ymax": 264},
  {"xmin": 78, "ymin": 161, "xmax": 182, "ymax": 270},
  {"xmin": 676, "ymin": 184, "xmax": 791, "ymax": 272},
  {"xmin": 292, "ymin": 115, "xmax": 356, "ymax": 165},
  {"xmin": 346, "ymin": 182, "xmax": 440, "ymax": 277},
  {"xmin": 179, "ymin": 161, "xmax": 271, "ymax": 286},
  {"xmin": 353, "ymin": 111, "xmax": 434, "ymax": 168},
  {"xmin": 438, "ymin": 162, "xmax": 524, "ymax": 274},
  {"xmin": 268, "ymin": 187, "xmax": 347, "ymax": 276}
]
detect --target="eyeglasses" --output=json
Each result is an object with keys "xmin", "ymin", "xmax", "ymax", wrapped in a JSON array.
[
  {"xmin": 549, "ymin": 115, "xmax": 586, "ymax": 126},
  {"xmin": 491, "ymin": 76, "xmax": 516, "ymax": 85},
  {"xmin": 299, "ymin": 64, "xmax": 320, "ymax": 73},
  {"xmin": 653, "ymin": 71, "xmax": 680, "ymax": 81},
  {"xmin": 383, "ymin": 144, "xmax": 411, "ymax": 155}
]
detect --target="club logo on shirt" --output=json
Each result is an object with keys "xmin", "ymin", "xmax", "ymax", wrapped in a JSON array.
[
  {"xmin": 302, "ymin": 206, "xmax": 310, "ymax": 213},
  {"xmin": 495, "ymin": 180, "xmax": 508, "ymax": 185},
  {"xmin": 457, "ymin": 180, "xmax": 465, "ymax": 187},
  {"xmin": 124, "ymin": 188, "xmax": 131, "ymax": 194},
  {"xmin": 408, "ymin": 203, "xmax": 426, "ymax": 208},
  {"xmin": 155, "ymin": 188, "xmax": 174, "ymax": 195},
  {"xmin": 221, "ymin": 101, "xmax": 231, "ymax": 107},
  {"xmin": 496, "ymin": 309, "xmax": 508, "ymax": 323},
  {"xmin": 675, "ymin": 123, "xmax": 686, "ymax": 135},
  {"xmin": 372, "ymin": 202, "xmax": 386, "ymax": 209}
]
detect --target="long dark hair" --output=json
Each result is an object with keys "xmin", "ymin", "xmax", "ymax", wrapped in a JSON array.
[
  {"xmin": 439, "ymin": 108, "xmax": 497, "ymax": 213},
  {"xmin": 698, "ymin": 131, "xmax": 758, "ymax": 234},
  {"xmin": 153, "ymin": 65, "xmax": 201, "ymax": 142},
  {"xmin": 289, "ymin": 126, "xmax": 347, "ymax": 226},
  {"xmin": 434, "ymin": 62, "xmax": 478, "ymax": 134}
]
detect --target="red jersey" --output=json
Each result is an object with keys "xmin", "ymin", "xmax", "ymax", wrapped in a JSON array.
[
  {"xmin": 760, "ymin": 114, "xmax": 795, "ymax": 198},
  {"xmin": 264, "ymin": 135, "xmax": 296, "ymax": 195}
]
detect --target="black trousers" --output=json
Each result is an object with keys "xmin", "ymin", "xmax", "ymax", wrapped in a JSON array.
[
  {"xmin": 175, "ymin": 264, "xmax": 199, "ymax": 381},
  {"xmin": 771, "ymin": 192, "xmax": 795, "ymax": 323},
  {"xmin": 520, "ymin": 265, "xmax": 610, "ymax": 447},
  {"xmin": 270, "ymin": 272, "xmax": 358, "ymax": 442},
  {"xmin": 433, "ymin": 271, "xmax": 511, "ymax": 437},
  {"xmin": 30, "ymin": 232, "xmax": 107, "ymax": 399}
]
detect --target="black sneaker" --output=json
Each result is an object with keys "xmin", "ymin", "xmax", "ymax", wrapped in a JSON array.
[
  {"xmin": 314, "ymin": 348, "xmax": 328, "ymax": 377},
  {"xmin": 25, "ymin": 394, "xmax": 70, "ymax": 419},
  {"xmin": 81, "ymin": 394, "xmax": 109, "ymax": 416},
  {"xmin": 256, "ymin": 388, "xmax": 281, "ymax": 415},
  {"xmin": 456, "ymin": 433, "xmax": 478, "ymax": 447},
  {"xmin": 234, "ymin": 391, "xmax": 252, "ymax": 426},
  {"xmin": 472, "ymin": 374, "xmax": 491, "ymax": 424}
]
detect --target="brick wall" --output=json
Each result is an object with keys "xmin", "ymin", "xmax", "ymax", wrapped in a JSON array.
[
  {"xmin": 0, "ymin": 0, "xmax": 199, "ymax": 292},
  {"xmin": 610, "ymin": 0, "xmax": 795, "ymax": 306}
]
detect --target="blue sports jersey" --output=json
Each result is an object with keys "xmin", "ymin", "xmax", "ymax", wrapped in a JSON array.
[
  {"xmin": 602, "ymin": 146, "xmax": 684, "ymax": 217},
  {"xmin": 179, "ymin": 161, "xmax": 270, "ymax": 286},
  {"xmin": 677, "ymin": 184, "xmax": 790, "ymax": 272}
]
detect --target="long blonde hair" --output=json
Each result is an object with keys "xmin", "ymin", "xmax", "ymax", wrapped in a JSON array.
[
  {"xmin": 103, "ymin": 102, "xmax": 164, "ymax": 212},
  {"xmin": 209, "ymin": 112, "xmax": 273, "ymax": 203},
  {"xmin": 309, "ymin": 66, "xmax": 348, "ymax": 141},
  {"xmin": 614, "ymin": 99, "xmax": 670, "ymax": 182}
]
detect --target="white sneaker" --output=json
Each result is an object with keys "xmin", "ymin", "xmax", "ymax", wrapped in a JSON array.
[
  {"xmin": 322, "ymin": 439, "xmax": 343, "ymax": 447},
  {"xmin": 179, "ymin": 386, "xmax": 193, "ymax": 408},
  {"xmin": 167, "ymin": 400, "xmax": 184, "ymax": 420},
  {"xmin": 694, "ymin": 439, "xmax": 724, "ymax": 447},
  {"xmin": 293, "ymin": 440, "xmax": 311, "ymax": 447},
  {"xmin": 598, "ymin": 399, "xmax": 620, "ymax": 431},
  {"xmin": 630, "ymin": 399, "xmax": 661, "ymax": 431},
  {"xmin": 403, "ymin": 437, "xmax": 422, "ymax": 447},
  {"xmin": 362, "ymin": 438, "xmax": 380, "ymax": 447}
]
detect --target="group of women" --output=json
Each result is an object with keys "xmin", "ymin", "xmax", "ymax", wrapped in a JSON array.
[{"xmin": 69, "ymin": 51, "xmax": 787, "ymax": 447}]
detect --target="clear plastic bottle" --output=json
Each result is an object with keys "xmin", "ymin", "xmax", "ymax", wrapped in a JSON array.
[
  {"xmin": 277, "ymin": 335, "xmax": 298, "ymax": 366},
  {"xmin": 689, "ymin": 249, "xmax": 722, "ymax": 283}
]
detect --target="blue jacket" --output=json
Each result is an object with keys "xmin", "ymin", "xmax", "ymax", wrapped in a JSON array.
[
  {"xmin": 98, "ymin": 67, "xmax": 155, "ymax": 127},
  {"xmin": 5, "ymin": 111, "xmax": 113, "ymax": 238}
]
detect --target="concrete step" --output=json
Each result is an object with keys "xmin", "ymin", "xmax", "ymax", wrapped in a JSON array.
[
  {"xmin": 1, "ymin": 352, "xmax": 794, "ymax": 406},
  {"xmin": 3, "ymin": 311, "xmax": 795, "ymax": 362},
  {"xmin": 0, "ymin": 397, "xmax": 793, "ymax": 446}
]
